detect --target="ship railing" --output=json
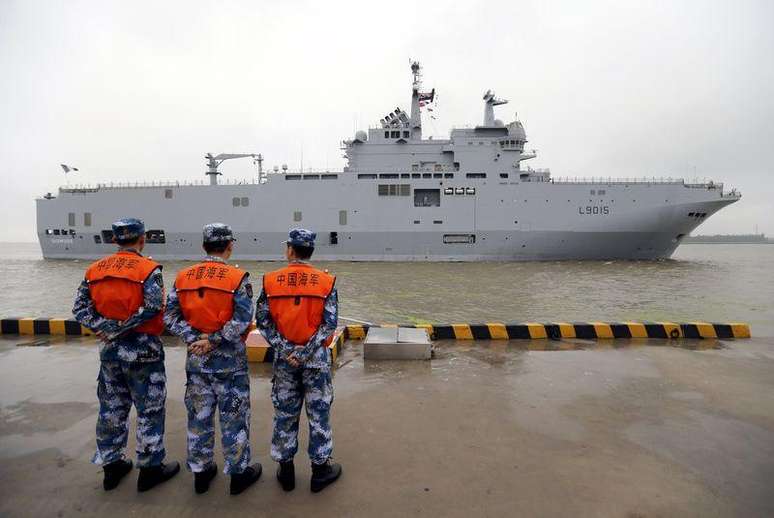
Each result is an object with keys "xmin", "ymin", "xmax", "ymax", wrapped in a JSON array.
[
  {"xmin": 59, "ymin": 178, "xmax": 266, "ymax": 191},
  {"xmin": 551, "ymin": 176, "xmax": 686, "ymax": 185}
]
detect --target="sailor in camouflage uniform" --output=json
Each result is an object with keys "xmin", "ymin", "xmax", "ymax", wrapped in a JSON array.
[
  {"xmin": 164, "ymin": 223, "xmax": 261, "ymax": 495},
  {"xmin": 72, "ymin": 218, "xmax": 180, "ymax": 492},
  {"xmin": 256, "ymin": 228, "xmax": 342, "ymax": 493}
]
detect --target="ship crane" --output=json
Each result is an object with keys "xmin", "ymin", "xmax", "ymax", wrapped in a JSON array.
[{"xmin": 205, "ymin": 153, "xmax": 263, "ymax": 185}]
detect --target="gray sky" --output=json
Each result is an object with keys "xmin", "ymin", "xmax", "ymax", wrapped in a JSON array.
[{"xmin": 1, "ymin": 0, "xmax": 772, "ymax": 241}]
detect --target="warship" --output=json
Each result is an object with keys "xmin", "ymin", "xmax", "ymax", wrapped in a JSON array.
[{"xmin": 36, "ymin": 62, "xmax": 741, "ymax": 261}]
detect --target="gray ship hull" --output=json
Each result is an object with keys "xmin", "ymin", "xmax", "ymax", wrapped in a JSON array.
[{"xmin": 36, "ymin": 177, "xmax": 738, "ymax": 261}]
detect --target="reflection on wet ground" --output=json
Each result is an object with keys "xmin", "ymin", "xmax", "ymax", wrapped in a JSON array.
[{"xmin": 2, "ymin": 336, "xmax": 774, "ymax": 516}]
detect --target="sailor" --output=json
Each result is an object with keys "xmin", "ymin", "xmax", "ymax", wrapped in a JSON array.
[
  {"xmin": 163, "ymin": 223, "xmax": 261, "ymax": 495},
  {"xmin": 255, "ymin": 228, "xmax": 342, "ymax": 493},
  {"xmin": 72, "ymin": 218, "xmax": 180, "ymax": 492}
]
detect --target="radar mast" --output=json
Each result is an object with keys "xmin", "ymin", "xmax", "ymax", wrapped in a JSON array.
[{"xmin": 409, "ymin": 61, "xmax": 435, "ymax": 140}]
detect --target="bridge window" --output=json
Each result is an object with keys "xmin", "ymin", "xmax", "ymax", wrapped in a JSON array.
[
  {"xmin": 379, "ymin": 173, "xmax": 399, "ymax": 179},
  {"xmin": 444, "ymin": 173, "xmax": 454, "ymax": 178},
  {"xmin": 401, "ymin": 173, "xmax": 410, "ymax": 178},
  {"xmin": 284, "ymin": 174, "xmax": 301, "ymax": 180},
  {"xmin": 302, "ymin": 174, "xmax": 320, "ymax": 180},
  {"xmin": 321, "ymin": 174, "xmax": 338, "ymax": 180},
  {"xmin": 146, "ymin": 230, "xmax": 166, "ymax": 244},
  {"xmin": 433, "ymin": 173, "xmax": 442, "ymax": 178},
  {"xmin": 466, "ymin": 173, "xmax": 486, "ymax": 179},
  {"xmin": 68, "ymin": 213, "xmax": 75, "ymax": 226},
  {"xmin": 422, "ymin": 173, "xmax": 432, "ymax": 178},
  {"xmin": 358, "ymin": 174, "xmax": 377, "ymax": 179},
  {"xmin": 414, "ymin": 189, "xmax": 440, "ymax": 207},
  {"xmin": 84, "ymin": 212, "xmax": 92, "ymax": 226},
  {"xmin": 411, "ymin": 173, "xmax": 421, "ymax": 179}
]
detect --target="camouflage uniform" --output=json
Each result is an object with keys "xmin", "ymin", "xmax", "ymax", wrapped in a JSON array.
[
  {"xmin": 164, "ymin": 224, "xmax": 255, "ymax": 475},
  {"xmin": 255, "ymin": 228, "xmax": 338, "ymax": 464},
  {"xmin": 72, "ymin": 219, "xmax": 168, "ymax": 468}
]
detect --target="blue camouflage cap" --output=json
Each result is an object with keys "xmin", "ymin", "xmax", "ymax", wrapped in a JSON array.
[
  {"xmin": 285, "ymin": 228, "xmax": 316, "ymax": 248},
  {"xmin": 203, "ymin": 222, "xmax": 236, "ymax": 244},
  {"xmin": 112, "ymin": 218, "xmax": 145, "ymax": 242}
]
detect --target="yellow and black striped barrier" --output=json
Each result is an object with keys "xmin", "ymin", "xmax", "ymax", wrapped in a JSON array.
[
  {"xmin": 343, "ymin": 322, "xmax": 751, "ymax": 340},
  {"xmin": 1, "ymin": 317, "xmax": 346, "ymax": 364},
  {"xmin": 1, "ymin": 318, "xmax": 752, "ymax": 342}
]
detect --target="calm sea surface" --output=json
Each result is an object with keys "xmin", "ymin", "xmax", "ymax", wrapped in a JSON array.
[{"xmin": 1, "ymin": 243, "xmax": 772, "ymax": 336}]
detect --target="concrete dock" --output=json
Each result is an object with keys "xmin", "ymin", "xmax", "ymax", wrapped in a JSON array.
[{"xmin": 1, "ymin": 336, "xmax": 773, "ymax": 517}]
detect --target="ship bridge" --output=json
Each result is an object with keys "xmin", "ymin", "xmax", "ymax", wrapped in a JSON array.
[{"xmin": 342, "ymin": 62, "xmax": 539, "ymax": 177}]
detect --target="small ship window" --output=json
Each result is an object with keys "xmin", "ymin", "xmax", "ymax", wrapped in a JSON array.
[
  {"xmin": 69, "ymin": 229, "xmax": 76, "ymax": 236},
  {"xmin": 358, "ymin": 174, "xmax": 377, "ymax": 179},
  {"xmin": 233, "ymin": 197, "xmax": 240, "ymax": 207},
  {"xmin": 444, "ymin": 173, "xmax": 454, "ymax": 178},
  {"xmin": 500, "ymin": 173, "xmax": 508, "ymax": 179},
  {"xmin": 414, "ymin": 189, "xmax": 440, "ymax": 207},
  {"xmin": 384, "ymin": 131, "xmax": 389, "ymax": 138},
  {"xmin": 380, "ymin": 173, "xmax": 399, "ymax": 179},
  {"xmin": 84, "ymin": 212, "xmax": 92, "ymax": 226},
  {"xmin": 399, "ymin": 184, "xmax": 410, "ymax": 196},
  {"xmin": 101, "ymin": 230, "xmax": 114, "ymax": 243},
  {"xmin": 401, "ymin": 173, "xmax": 410, "ymax": 178},
  {"xmin": 68, "ymin": 212, "xmax": 75, "ymax": 226},
  {"xmin": 403, "ymin": 131, "xmax": 410, "ymax": 138},
  {"xmin": 688, "ymin": 212, "xmax": 695, "ymax": 217},
  {"xmin": 413, "ymin": 220, "xmax": 420, "ymax": 224},
  {"xmin": 146, "ymin": 230, "xmax": 166, "ymax": 244},
  {"xmin": 433, "ymin": 173, "xmax": 442, "ymax": 178},
  {"xmin": 285, "ymin": 174, "xmax": 301, "ymax": 180},
  {"xmin": 241, "ymin": 197, "xmax": 249, "ymax": 206},
  {"xmin": 466, "ymin": 173, "xmax": 486, "ymax": 179},
  {"xmin": 433, "ymin": 220, "xmax": 443, "ymax": 224},
  {"xmin": 411, "ymin": 173, "xmax": 421, "ymax": 179},
  {"xmin": 45, "ymin": 229, "xmax": 53, "ymax": 235},
  {"xmin": 444, "ymin": 187, "xmax": 453, "ymax": 195},
  {"xmin": 466, "ymin": 188, "xmax": 476, "ymax": 195},
  {"xmin": 293, "ymin": 211, "xmax": 302, "ymax": 222},
  {"xmin": 53, "ymin": 229, "xmax": 61, "ymax": 235},
  {"xmin": 93, "ymin": 234, "xmax": 102, "ymax": 244},
  {"xmin": 422, "ymin": 173, "xmax": 432, "ymax": 178},
  {"xmin": 321, "ymin": 174, "xmax": 338, "ymax": 180},
  {"xmin": 455, "ymin": 188, "xmax": 464, "ymax": 195},
  {"xmin": 390, "ymin": 131, "xmax": 400, "ymax": 138},
  {"xmin": 330, "ymin": 231, "xmax": 338, "ymax": 244},
  {"xmin": 165, "ymin": 189, "xmax": 173, "ymax": 199},
  {"xmin": 339, "ymin": 210, "xmax": 347, "ymax": 225},
  {"xmin": 443, "ymin": 234, "xmax": 476, "ymax": 244},
  {"xmin": 302, "ymin": 174, "xmax": 320, "ymax": 180}
]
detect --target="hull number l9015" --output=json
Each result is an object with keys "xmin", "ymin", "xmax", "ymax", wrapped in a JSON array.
[{"xmin": 578, "ymin": 206, "xmax": 610, "ymax": 215}]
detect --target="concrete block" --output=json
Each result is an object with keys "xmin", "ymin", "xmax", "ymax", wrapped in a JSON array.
[{"xmin": 364, "ymin": 327, "xmax": 431, "ymax": 360}]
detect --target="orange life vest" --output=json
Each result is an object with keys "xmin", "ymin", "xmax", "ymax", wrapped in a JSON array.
[
  {"xmin": 263, "ymin": 263, "xmax": 336, "ymax": 345},
  {"xmin": 85, "ymin": 251, "xmax": 165, "ymax": 335},
  {"xmin": 175, "ymin": 261, "xmax": 247, "ymax": 335}
]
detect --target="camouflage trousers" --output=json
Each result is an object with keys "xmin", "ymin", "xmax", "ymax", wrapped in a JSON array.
[
  {"xmin": 185, "ymin": 370, "xmax": 251, "ymax": 475},
  {"xmin": 94, "ymin": 360, "xmax": 166, "ymax": 467},
  {"xmin": 271, "ymin": 366, "xmax": 334, "ymax": 464}
]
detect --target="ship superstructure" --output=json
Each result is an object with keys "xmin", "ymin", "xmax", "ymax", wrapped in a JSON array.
[{"xmin": 36, "ymin": 62, "xmax": 740, "ymax": 261}]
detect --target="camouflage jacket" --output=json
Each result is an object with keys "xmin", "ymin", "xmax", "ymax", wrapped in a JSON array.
[
  {"xmin": 72, "ymin": 248, "xmax": 164, "ymax": 363},
  {"xmin": 164, "ymin": 256, "xmax": 254, "ymax": 374}
]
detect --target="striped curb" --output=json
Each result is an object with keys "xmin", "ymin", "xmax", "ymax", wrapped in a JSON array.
[
  {"xmin": 1, "ymin": 318, "xmax": 752, "ymax": 342},
  {"xmin": 343, "ymin": 322, "xmax": 751, "ymax": 340},
  {"xmin": 0, "ymin": 317, "xmax": 346, "ymax": 364}
]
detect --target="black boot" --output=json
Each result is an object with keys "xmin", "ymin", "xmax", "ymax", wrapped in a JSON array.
[
  {"xmin": 310, "ymin": 459, "xmax": 342, "ymax": 493},
  {"xmin": 137, "ymin": 461, "xmax": 180, "ymax": 492},
  {"xmin": 103, "ymin": 459, "xmax": 133, "ymax": 491},
  {"xmin": 230, "ymin": 463, "xmax": 262, "ymax": 495},
  {"xmin": 276, "ymin": 460, "xmax": 295, "ymax": 492},
  {"xmin": 194, "ymin": 463, "xmax": 218, "ymax": 494}
]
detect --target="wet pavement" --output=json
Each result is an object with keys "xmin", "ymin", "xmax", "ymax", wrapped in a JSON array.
[{"xmin": 1, "ymin": 336, "xmax": 774, "ymax": 517}]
